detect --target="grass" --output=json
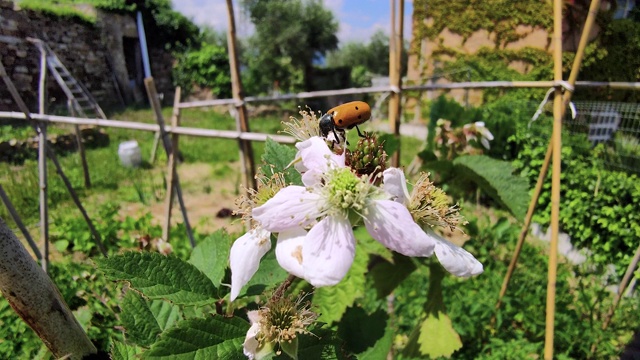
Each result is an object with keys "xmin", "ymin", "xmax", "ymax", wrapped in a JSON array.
[{"xmin": 17, "ymin": 0, "xmax": 97, "ymax": 24}]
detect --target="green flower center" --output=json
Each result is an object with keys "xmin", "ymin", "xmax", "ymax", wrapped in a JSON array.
[{"xmin": 324, "ymin": 168, "xmax": 374, "ymax": 222}]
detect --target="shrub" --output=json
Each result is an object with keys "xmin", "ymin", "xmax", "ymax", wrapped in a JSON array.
[{"xmin": 172, "ymin": 43, "xmax": 232, "ymax": 98}]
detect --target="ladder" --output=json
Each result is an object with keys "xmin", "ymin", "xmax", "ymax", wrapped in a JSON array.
[{"xmin": 28, "ymin": 38, "xmax": 106, "ymax": 119}]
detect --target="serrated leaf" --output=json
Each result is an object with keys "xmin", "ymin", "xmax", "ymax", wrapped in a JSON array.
[
  {"xmin": 189, "ymin": 229, "xmax": 232, "ymax": 287},
  {"xmin": 96, "ymin": 251, "xmax": 218, "ymax": 305},
  {"xmin": 337, "ymin": 307, "xmax": 392, "ymax": 358},
  {"xmin": 72, "ymin": 306, "xmax": 92, "ymax": 332},
  {"xmin": 111, "ymin": 341, "xmax": 143, "ymax": 360},
  {"xmin": 369, "ymin": 252, "xmax": 416, "ymax": 299},
  {"xmin": 143, "ymin": 317, "xmax": 248, "ymax": 359},
  {"xmin": 453, "ymin": 155, "xmax": 530, "ymax": 220},
  {"xmin": 242, "ymin": 245, "xmax": 288, "ymax": 298},
  {"xmin": 120, "ymin": 291, "xmax": 162, "ymax": 347},
  {"xmin": 149, "ymin": 299, "xmax": 183, "ymax": 331},
  {"xmin": 293, "ymin": 327, "xmax": 353, "ymax": 360},
  {"xmin": 261, "ymin": 138, "xmax": 301, "ymax": 185},
  {"xmin": 314, "ymin": 248, "xmax": 368, "ymax": 324}
]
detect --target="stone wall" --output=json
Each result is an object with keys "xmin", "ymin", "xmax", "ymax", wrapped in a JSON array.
[{"xmin": 0, "ymin": 0, "xmax": 174, "ymax": 113}]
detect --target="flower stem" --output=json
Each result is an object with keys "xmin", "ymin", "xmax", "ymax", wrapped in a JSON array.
[{"xmin": 272, "ymin": 274, "xmax": 297, "ymax": 301}]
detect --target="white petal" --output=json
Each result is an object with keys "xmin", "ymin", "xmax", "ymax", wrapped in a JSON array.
[
  {"xmin": 296, "ymin": 137, "xmax": 345, "ymax": 186},
  {"xmin": 252, "ymin": 186, "xmax": 322, "ymax": 232},
  {"xmin": 364, "ymin": 200, "xmax": 435, "ymax": 257},
  {"xmin": 382, "ymin": 168, "xmax": 410, "ymax": 204},
  {"xmin": 275, "ymin": 227, "xmax": 307, "ymax": 279},
  {"xmin": 302, "ymin": 216, "xmax": 356, "ymax": 287},
  {"xmin": 428, "ymin": 229, "xmax": 483, "ymax": 277},
  {"xmin": 230, "ymin": 229, "xmax": 271, "ymax": 301},
  {"xmin": 243, "ymin": 311, "xmax": 273, "ymax": 360}
]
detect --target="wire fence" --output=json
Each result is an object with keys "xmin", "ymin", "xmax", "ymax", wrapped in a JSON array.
[{"xmin": 565, "ymin": 101, "xmax": 640, "ymax": 174}]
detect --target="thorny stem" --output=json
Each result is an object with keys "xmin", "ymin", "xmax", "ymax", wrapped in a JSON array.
[{"xmin": 272, "ymin": 274, "xmax": 297, "ymax": 301}]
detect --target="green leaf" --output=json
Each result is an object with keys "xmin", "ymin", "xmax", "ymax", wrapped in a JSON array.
[
  {"xmin": 143, "ymin": 317, "xmax": 248, "ymax": 359},
  {"xmin": 189, "ymin": 229, "xmax": 232, "ymax": 287},
  {"xmin": 261, "ymin": 138, "xmax": 301, "ymax": 185},
  {"xmin": 295, "ymin": 327, "xmax": 353, "ymax": 360},
  {"xmin": 149, "ymin": 299, "xmax": 183, "ymax": 331},
  {"xmin": 314, "ymin": 247, "xmax": 368, "ymax": 324},
  {"xmin": 369, "ymin": 252, "xmax": 416, "ymax": 299},
  {"xmin": 120, "ymin": 291, "xmax": 162, "ymax": 347},
  {"xmin": 402, "ymin": 263, "xmax": 462, "ymax": 359},
  {"xmin": 337, "ymin": 307, "xmax": 392, "ymax": 358},
  {"xmin": 96, "ymin": 251, "xmax": 218, "ymax": 305},
  {"xmin": 111, "ymin": 341, "xmax": 144, "ymax": 360},
  {"xmin": 453, "ymin": 155, "xmax": 530, "ymax": 220}
]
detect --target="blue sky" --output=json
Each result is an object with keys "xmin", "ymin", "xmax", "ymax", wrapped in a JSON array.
[{"xmin": 172, "ymin": 0, "xmax": 413, "ymax": 44}]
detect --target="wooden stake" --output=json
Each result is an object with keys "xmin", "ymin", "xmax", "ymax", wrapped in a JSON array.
[
  {"xmin": 0, "ymin": 59, "xmax": 108, "ymax": 258},
  {"xmin": 226, "ymin": 0, "xmax": 256, "ymax": 191},
  {"xmin": 144, "ymin": 78, "xmax": 195, "ymax": 248},
  {"xmin": 163, "ymin": 88, "xmax": 181, "ymax": 242},
  {"xmin": 0, "ymin": 185, "xmax": 42, "ymax": 260},
  {"xmin": 544, "ymin": 0, "xmax": 564, "ymax": 357},
  {"xmin": 495, "ymin": 0, "xmax": 602, "ymax": 319},
  {"xmin": 0, "ymin": 219, "xmax": 97, "ymax": 359}
]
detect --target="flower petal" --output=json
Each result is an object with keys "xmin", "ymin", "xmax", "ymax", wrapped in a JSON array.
[
  {"xmin": 364, "ymin": 200, "xmax": 435, "ymax": 257},
  {"xmin": 243, "ymin": 311, "xmax": 274, "ymax": 360},
  {"xmin": 230, "ymin": 228, "xmax": 271, "ymax": 301},
  {"xmin": 382, "ymin": 168, "xmax": 410, "ymax": 204},
  {"xmin": 296, "ymin": 137, "xmax": 345, "ymax": 186},
  {"xmin": 302, "ymin": 216, "xmax": 356, "ymax": 287},
  {"xmin": 429, "ymin": 229, "xmax": 483, "ymax": 277},
  {"xmin": 275, "ymin": 227, "xmax": 307, "ymax": 279},
  {"xmin": 252, "ymin": 186, "xmax": 322, "ymax": 232}
]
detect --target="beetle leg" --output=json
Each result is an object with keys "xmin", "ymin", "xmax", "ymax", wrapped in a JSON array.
[{"xmin": 355, "ymin": 125, "xmax": 365, "ymax": 138}]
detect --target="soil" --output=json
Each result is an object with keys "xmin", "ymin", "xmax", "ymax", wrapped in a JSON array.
[{"xmin": 119, "ymin": 162, "xmax": 246, "ymax": 239}]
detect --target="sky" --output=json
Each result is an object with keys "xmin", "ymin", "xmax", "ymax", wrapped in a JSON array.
[{"xmin": 171, "ymin": 0, "xmax": 414, "ymax": 45}]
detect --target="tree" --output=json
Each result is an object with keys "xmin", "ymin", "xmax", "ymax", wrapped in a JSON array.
[
  {"xmin": 240, "ymin": 0, "xmax": 339, "ymax": 94},
  {"xmin": 325, "ymin": 30, "xmax": 409, "ymax": 86}
]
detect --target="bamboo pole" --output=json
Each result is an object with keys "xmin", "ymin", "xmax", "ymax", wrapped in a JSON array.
[
  {"xmin": 36, "ymin": 46, "xmax": 49, "ymax": 272},
  {"xmin": 388, "ymin": 0, "xmax": 402, "ymax": 167},
  {"xmin": 144, "ymin": 78, "xmax": 195, "ymax": 248},
  {"xmin": 68, "ymin": 101, "xmax": 91, "ymax": 188},
  {"xmin": 544, "ymin": 0, "xmax": 564, "ymax": 357},
  {"xmin": 495, "ymin": 0, "xmax": 602, "ymax": 316},
  {"xmin": 226, "ymin": 0, "xmax": 257, "ymax": 191},
  {"xmin": 0, "ymin": 218, "xmax": 97, "ymax": 359},
  {"xmin": 0, "ymin": 185, "xmax": 42, "ymax": 260},
  {"xmin": 163, "ymin": 87, "xmax": 181, "ymax": 242},
  {"xmin": 0, "ymin": 59, "xmax": 108, "ymax": 258}
]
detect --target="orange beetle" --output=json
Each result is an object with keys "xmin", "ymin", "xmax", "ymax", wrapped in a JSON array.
[{"xmin": 319, "ymin": 101, "xmax": 371, "ymax": 140}]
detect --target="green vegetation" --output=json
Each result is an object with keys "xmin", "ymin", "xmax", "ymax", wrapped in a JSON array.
[{"xmin": 172, "ymin": 42, "xmax": 231, "ymax": 98}]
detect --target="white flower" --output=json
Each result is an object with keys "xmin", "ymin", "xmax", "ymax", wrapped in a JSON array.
[
  {"xmin": 463, "ymin": 121, "xmax": 494, "ymax": 150},
  {"xmin": 230, "ymin": 227, "xmax": 308, "ymax": 301},
  {"xmin": 382, "ymin": 168, "xmax": 483, "ymax": 277},
  {"xmin": 243, "ymin": 310, "xmax": 274, "ymax": 360},
  {"xmin": 252, "ymin": 137, "xmax": 436, "ymax": 287}
]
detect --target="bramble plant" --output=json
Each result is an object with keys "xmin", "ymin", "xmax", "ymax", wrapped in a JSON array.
[{"xmin": 98, "ymin": 108, "xmax": 483, "ymax": 359}]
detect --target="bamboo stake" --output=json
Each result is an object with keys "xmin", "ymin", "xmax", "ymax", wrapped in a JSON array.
[
  {"xmin": 0, "ymin": 218, "xmax": 97, "ymax": 359},
  {"xmin": 0, "ymin": 59, "xmax": 108, "ymax": 258},
  {"xmin": 68, "ymin": 101, "xmax": 91, "ymax": 188},
  {"xmin": 226, "ymin": 0, "xmax": 257, "ymax": 191},
  {"xmin": 162, "ymin": 88, "xmax": 181, "ymax": 242},
  {"xmin": 144, "ymin": 78, "xmax": 195, "ymax": 248},
  {"xmin": 0, "ymin": 185, "xmax": 42, "ymax": 259},
  {"xmin": 495, "ymin": 0, "xmax": 602, "ymax": 317},
  {"xmin": 544, "ymin": 0, "xmax": 564, "ymax": 357},
  {"xmin": 388, "ymin": 0, "xmax": 402, "ymax": 167},
  {"xmin": 36, "ymin": 47, "xmax": 49, "ymax": 272}
]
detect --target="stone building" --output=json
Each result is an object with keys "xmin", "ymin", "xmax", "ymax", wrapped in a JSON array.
[{"xmin": 0, "ymin": 0, "xmax": 174, "ymax": 113}]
